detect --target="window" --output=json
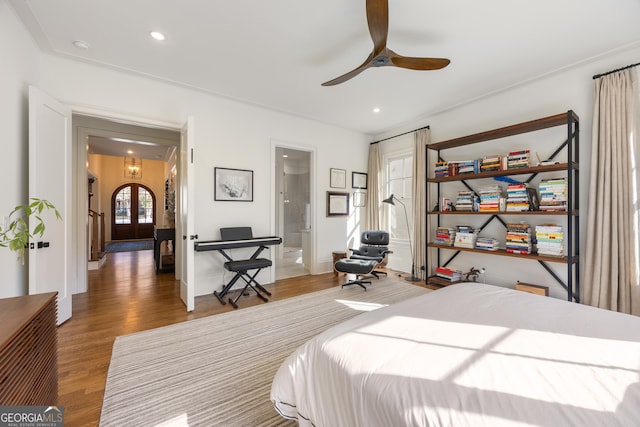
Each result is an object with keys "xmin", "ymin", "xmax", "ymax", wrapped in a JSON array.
[
  {"xmin": 138, "ymin": 187, "xmax": 153, "ymax": 224},
  {"xmin": 385, "ymin": 153, "xmax": 413, "ymax": 240},
  {"xmin": 114, "ymin": 186, "xmax": 131, "ymax": 224}
]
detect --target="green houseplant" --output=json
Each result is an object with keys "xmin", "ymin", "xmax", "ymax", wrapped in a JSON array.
[{"xmin": 0, "ymin": 198, "xmax": 61, "ymax": 264}]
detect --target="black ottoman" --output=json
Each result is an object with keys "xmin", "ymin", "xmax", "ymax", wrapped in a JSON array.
[{"xmin": 334, "ymin": 258, "xmax": 379, "ymax": 290}]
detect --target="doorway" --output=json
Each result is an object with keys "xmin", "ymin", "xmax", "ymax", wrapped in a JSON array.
[
  {"xmin": 275, "ymin": 147, "xmax": 311, "ymax": 280},
  {"xmin": 74, "ymin": 113, "xmax": 181, "ymax": 295}
]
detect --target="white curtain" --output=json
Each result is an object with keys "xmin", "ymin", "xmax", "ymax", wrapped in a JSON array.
[
  {"xmin": 583, "ymin": 68, "xmax": 640, "ymax": 315},
  {"xmin": 413, "ymin": 129, "xmax": 429, "ymax": 280},
  {"xmin": 366, "ymin": 143, "xmax": 381, "ymax": 230}
]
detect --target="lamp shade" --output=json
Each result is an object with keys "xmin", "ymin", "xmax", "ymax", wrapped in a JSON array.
[{"xmin": 382, "ymin": 194, "xmax": 395, "ymax": 205}]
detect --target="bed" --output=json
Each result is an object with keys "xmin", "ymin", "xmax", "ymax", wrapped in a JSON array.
[{"xmin": 270, "ymin": 282, "xmax": 640, "ymax": 426}]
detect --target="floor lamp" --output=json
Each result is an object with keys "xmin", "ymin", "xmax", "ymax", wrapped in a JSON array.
[{"xmin": 382, "ymin": 194, "xmax": 421, "ymax": 282}]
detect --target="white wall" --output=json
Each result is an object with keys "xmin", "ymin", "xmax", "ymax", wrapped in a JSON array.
[
  {"xmin": 376, "ymin": 45, "xmax": 640, "ymax": 299},
  {"xmin": 35, "ymin": 54, "xmax": 368, "ymax": 296},
  {"xmin": 0, "ymin": 1, "xmax": 41, "ymax": 298}
]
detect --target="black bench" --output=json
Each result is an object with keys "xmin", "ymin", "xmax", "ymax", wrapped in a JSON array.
[{"xmin": 193, "ymin": 227, "xmax": 281, "ymax": 309}]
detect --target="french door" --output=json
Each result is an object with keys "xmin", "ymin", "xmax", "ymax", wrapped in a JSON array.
[{"xmin": 112, "ymin": 183, "xmax": 156, "ymax": 240}]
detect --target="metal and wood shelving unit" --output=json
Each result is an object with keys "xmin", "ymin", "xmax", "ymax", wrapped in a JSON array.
[{"xmin": 425, "ymin": 111, "xmax": 580, "ymax": 301}]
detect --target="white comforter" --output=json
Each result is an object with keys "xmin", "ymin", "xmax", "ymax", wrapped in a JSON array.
[{"xmin": 271, "ymin": 282, "xmax": 640, "ymax": 426}]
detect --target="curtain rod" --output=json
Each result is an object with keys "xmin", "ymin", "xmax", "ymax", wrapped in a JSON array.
[
  {"xmin": 370, "ymin": 125, "xmax": 430, "ymax": 145},
  {"xmin": 592, "ymin": 61, "xmax": 640, "ymax": 80}
]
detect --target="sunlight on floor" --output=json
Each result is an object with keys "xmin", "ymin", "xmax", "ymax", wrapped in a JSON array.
[
  {"xmin": 154, "ymin": 412, "xmax": 189, "ymax": 426},
  {"xmin": 335, "ymin": 299, "xmax": 387, "ymax": 311}
]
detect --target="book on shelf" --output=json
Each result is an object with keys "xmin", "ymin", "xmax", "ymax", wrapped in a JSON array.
[
  {"xmin": 454, "ymin": 191, "xmax": 474, "ymax": 211},
  {"xmin": 475, "ymin": 237, "xmax": 500, "ymax": 251},
  {"xmin": 539, "ymin": 178, "xmax": 568, "ymax": 211},
  {"xmin": 478, "ymin": 185, "xmax": 503, "ymax": 212},
  {"xmin": 535, "ymin": 224, "xmax": 564, "ymax": 256},
  {"xmin": 506, "ymin": 182, "xmax": 530, "ymax": 211},
  {"xmin": 435, "ymin": 161, "xmax": 449, "ymax": 178},
  {"xmin": 454, "ymin": 226, "xmax": 477, "ymax": 249},
  {"xmin": 435, "ymin": 266, "xmax": 462, "ymax": 282},
  {"xmin": 505, "ymin": 222, "xmax": 532, "ymax": 254},
  {"xmin": 507, "ymin": 149, "xmax": 530, "ymax": 169},
  {"xmin": 526, "ymin": 187, "xmax": 540, "ymax": 211},
  {"xmin": 434, "ymin": 226, "xmax": 456, "ymax": 246}
]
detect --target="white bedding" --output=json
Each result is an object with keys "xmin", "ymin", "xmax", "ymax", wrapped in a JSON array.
[{"xmin": 271, "ymin": 282, "xmax": 640, "ymax": 426}]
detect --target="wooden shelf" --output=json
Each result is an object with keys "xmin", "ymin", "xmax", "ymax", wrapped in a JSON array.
[
  {"xmin": 427, "ymin": 210, "xmax": 578, "ymax": 216},
  {"xmin": 427, "ymin": 111, "xmax": 579, "ymax": 150},
  {"xmin": 428, "ymin": 163, "xmax": 576, "ymax": 183},
  {"xmin": 425, "ymin": 110, "xmax": 580, "ymax": 301},
  {"xmin": 426, "ymin": 276, "xmax": 462, "ymax": 287},
  {"xmin": 427, "ymin": 243, "xmax": 576, "ymax": 264}
]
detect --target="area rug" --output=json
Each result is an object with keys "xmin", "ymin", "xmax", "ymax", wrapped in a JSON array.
[
  {"xmin": 104, "ymin": 239, "xmax": 154, "ymax": 253},
  {"xmin": 100, "ymin": 279, "xmax": 429, "ymax": 426}
]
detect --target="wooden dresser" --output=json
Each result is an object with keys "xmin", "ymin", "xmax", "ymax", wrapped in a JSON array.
[{"xmin": 0, "ymin": 292, "xmax": 58, "ymax": 405}]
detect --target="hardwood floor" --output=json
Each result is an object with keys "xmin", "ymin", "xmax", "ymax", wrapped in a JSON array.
[{"xmin": 59, "ymin": 249, "xmax": 413, "ymax": 426}]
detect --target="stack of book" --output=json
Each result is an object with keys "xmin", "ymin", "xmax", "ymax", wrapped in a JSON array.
[
  {"xmin": 435, "ymin": 266, "xmax": 462, "ymax": 282},
  {"xmin": 481, "ymin": 154, "xmax": 503, "ymax": 172},
  {"xmin": 507, "ymin": 150, "xmax": 530, "ymax": 169},
  {"xmin": 454, "ymin": 225, "xmax": 477, "ymax": 249},
  {"xmin": 535, "ymin": 224, "xmax": 564, "ymax": 256},
  {"xmin": 478, "ymin": 185, "xmax": 502, "ymax": 211},
  {"xmin": 505, "ymin": 223, "xmax": 532, "ymax": 254},
  {"xmin": 435, "ymin": 161, "xmax": 449, "ymax": 178},
  {"xmin": 434, "ymin": 226, "xmax": 456, "ymax": 246},
  {"xmin": 455, "ymin": 191, "xmax": 475, "ymax": 211},
  {"xmin": 475, "ymin": 237, "xmax": 500, "ymax": 251},
  {"xmin": 539, "ymin": 178, "xmax": 568, "ymax": 211},
  {"xmin": 506, "ymin": 183, "xmax": 530, "ymax": 212},
  {"xmin": 457, "ymin": 160, "xmax": 478, "ymax": 174}
]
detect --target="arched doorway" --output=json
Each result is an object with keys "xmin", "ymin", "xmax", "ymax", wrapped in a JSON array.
[{"xmin": 111, "ymin": 183, "xmax": 156, "ymax": 240}]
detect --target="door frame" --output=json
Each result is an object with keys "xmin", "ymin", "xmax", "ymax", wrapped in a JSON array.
[
  {"xmin": 270, "ymin": 139, "xmax": 316, "ymax": 276},
  {"xmin": 72, "ymin": 109, "xmax": 183, "ymax": 294}
]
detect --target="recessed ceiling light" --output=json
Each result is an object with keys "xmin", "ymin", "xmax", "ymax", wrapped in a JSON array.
[
  {"xmin": 150, "ymin": 31, "xmax": 166, "ymax": 41},
  {"xmin": 373, "ymin": 107, "xmax": 381, "ymax": 113},
  {"xmin": 72, "ymin": 40, "xmax": 90, "ymax": 50},
  {"xmin": 283, "ymin": 154, "xmax": 288, "ymax": 158}
]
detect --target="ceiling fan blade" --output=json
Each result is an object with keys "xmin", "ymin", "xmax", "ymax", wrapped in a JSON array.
[
  {"xmin": 321, "ymin": 0, "xmax": 450, "ymax": 86},
  {"xmin": 389, "ymin": 50, "xmax": 450, "ymax": 70},
  {"xmin": 366, "ymin": 0, "xmax": 389, "ymax": 54},
  {"xmin": 321, "ymin": 53, "xmax": 375, "ymax": 86}
]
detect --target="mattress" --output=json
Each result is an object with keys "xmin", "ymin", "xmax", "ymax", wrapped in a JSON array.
[{"xmin": 271, "ymin": 282, "xmax": 640, "ymax": 426}]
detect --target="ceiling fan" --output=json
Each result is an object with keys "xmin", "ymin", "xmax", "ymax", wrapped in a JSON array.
[{"xmin": 322, "ymin": 0, "xmax": 450, "ymax": 86}]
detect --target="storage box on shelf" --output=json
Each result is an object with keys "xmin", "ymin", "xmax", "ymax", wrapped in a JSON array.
[{"xmin": 425, "ymin": 111, "xmax": 579, "ymax": 301}]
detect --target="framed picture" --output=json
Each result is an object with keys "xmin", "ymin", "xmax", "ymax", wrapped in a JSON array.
[
  {"xmin": 330, "ymin": 168, "xmax": 346, "ymax": 188},
  {"xmin": 352, "ymin": 171, "xmax": 367, "ymax": 189},
  {"xmin": 214, "ymin": 167, "xmax": 253, "ymax": 201},
  {"xmin": 326, "ymin": 191, "xmax": 349, "ymax": 216},
  {"xmin": 353, "ymin": 191, "xmax": 366, "ymax": 207}
]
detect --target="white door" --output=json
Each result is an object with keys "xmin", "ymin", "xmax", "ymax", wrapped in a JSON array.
[
  {"xmin": 178, "ymin": 117, "xmax": 195, "ymax": 311},
  {"xmin": 28, "ymin": 86, "xmax": 72, "ymax": 325}
]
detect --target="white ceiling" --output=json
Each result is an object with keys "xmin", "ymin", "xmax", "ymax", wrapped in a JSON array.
[{"xmin": 10, "ymin": 0, "xmax": 640, "ymax": 137}]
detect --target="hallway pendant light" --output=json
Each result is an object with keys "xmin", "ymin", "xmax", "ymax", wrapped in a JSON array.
[{"xmin": 124, "ymin": 157, "xmax": 142, "ymax": 179}]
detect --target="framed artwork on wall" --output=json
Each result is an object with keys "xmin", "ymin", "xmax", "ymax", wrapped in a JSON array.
[
  {"xmin": 327, "ymin": 191, "xmax": 350, "ymax": 216},
  {"xmin": 353, "ymin": 191, "xmax": 366, "ymax": 207},
  {"xmin": 214, "ymin": 167, "xmax": 253, "ymax": 201},
  {"xmin": 330, "ymin": 168, "xmax": 346, "ymax": 188},
  {"xmin": 352, "ymin": 171, "xmax": 367, "ymax": 189}
]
